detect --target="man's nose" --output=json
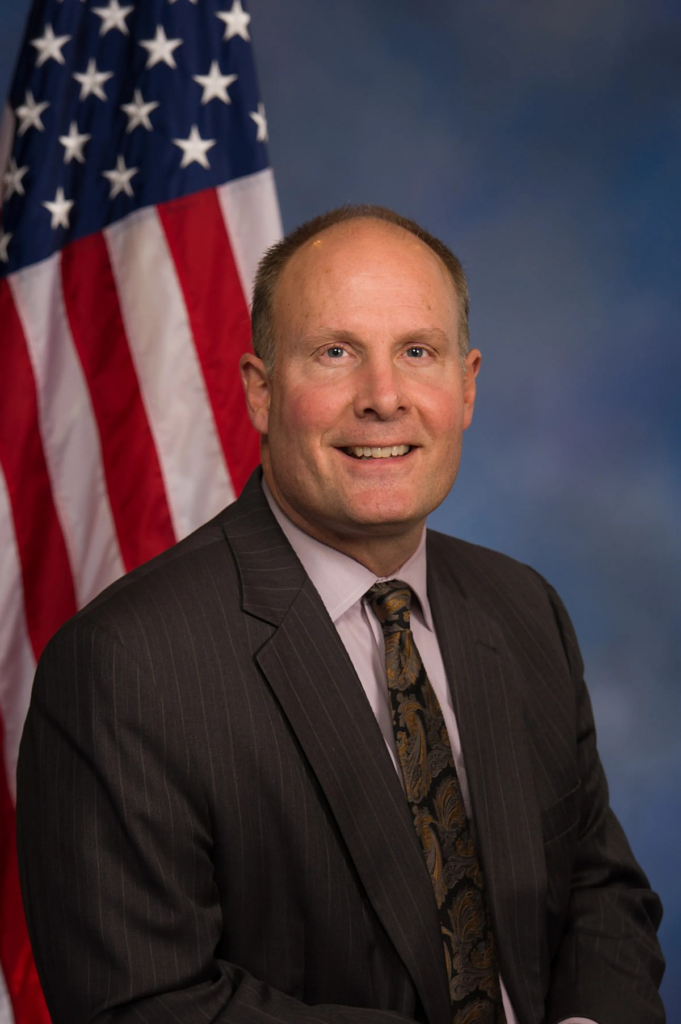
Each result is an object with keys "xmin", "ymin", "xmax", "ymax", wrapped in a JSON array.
[{"xmin": 352, "ymin": 357, "xmax": 410, "ymax": 420}]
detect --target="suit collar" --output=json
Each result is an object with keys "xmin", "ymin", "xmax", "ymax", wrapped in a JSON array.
[{"xmin": 220, "ymin": 469, "xmax": 308, "ymax": 626}]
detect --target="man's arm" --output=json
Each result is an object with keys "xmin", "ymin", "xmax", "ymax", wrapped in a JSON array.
[
  {"xmin": 17, "ymin": 618, "xmax": 418, "ymax": 1024},
  {"xmin": 541, "ymin": 581, "xmax": 665, "ymax": 1024}
]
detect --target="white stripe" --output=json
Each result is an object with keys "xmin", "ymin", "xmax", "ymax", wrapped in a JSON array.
[
  {"xmin": 217, "ymin": 167, "xmax": 282, "ymax": 305},
  {"xmin": 0, "ymin": 966, "xmax": 15, "ymax": 1024},
  {"xmin": 0, "ymin": 104, "xmax": 15, "ymax": 207},
  {"xmin": 9, "ymin": 255, "xmax": 125, "ymax": 606},
  {"xmin": 105, "ymin": 207, "xmax": 234, "ymax": 539},
  {"xmin": 0, "ymin": 464, "xmax": 36, "ymax": 802}
]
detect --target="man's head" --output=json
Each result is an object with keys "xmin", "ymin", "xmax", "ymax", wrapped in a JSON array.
[{"xmin": 240, "ymin": 207, "xmax": 481, "ymax": 573}]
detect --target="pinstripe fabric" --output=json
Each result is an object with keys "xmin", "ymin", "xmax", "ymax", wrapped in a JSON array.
[{"xmin": 17, "ymin": 471, "xmax": 665, "ymax": 1024}]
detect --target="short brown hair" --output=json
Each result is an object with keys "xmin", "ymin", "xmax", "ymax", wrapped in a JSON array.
[{"xmin": 250, "ymin": 204, "xmax": 470, "ymax": 375}]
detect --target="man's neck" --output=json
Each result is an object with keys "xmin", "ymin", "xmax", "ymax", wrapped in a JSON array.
[{"xmin": 262, "ymin": 476, "xmax": 424, "ymax": 578}]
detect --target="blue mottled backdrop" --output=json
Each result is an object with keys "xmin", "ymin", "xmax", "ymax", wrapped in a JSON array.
[{"xmin": 2, "ymin": 0, "xmax": 679, "ymax": 1014}]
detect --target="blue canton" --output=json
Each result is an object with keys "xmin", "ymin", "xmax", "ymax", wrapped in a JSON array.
[{"xmin": 1, "ymin": 0, "xmax": 268, "ymax": 278}]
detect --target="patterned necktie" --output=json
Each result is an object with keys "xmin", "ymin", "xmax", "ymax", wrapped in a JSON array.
[{"xmin": 367, "ymin": 580, "xmax": 505, "ymax": 1024}]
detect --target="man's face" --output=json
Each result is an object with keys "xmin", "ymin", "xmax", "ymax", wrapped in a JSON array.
[{"xmin": 243, "ymin": 219, "xmax": 480, "ymax": 548}]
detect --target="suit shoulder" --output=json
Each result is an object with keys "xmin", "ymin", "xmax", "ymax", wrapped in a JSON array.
[
  {"xmin": 426, "ymin": 528, "xmax": 547, "ymax": 593},
  {"xmin": 50, "ymin": 505, "xmax": 243, "ymax": 654},
  {"xmin": 425, "ymin": 528, "xmax": 568, "ymax": 639}
]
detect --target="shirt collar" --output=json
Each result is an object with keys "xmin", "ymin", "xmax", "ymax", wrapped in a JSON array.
[{"xmin": 262, "ymin": 478, "xmax": 434, "ymax": 630}]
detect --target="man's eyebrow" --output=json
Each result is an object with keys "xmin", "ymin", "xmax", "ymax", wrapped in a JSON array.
[{"xmin": 300, "ymin": 327, "xmax": 453, "ymax": 347}]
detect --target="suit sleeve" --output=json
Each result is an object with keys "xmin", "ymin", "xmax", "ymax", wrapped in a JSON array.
[
  {"xmin": 17, "ymin": 618, "xmax": 417, "ymax": 1024},
  {"xmin": 540, "ymin": 582, "xmax": 666, "ymax": 1024}
]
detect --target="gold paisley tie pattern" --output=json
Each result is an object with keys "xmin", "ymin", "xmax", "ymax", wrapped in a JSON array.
[{"xmin": 367, "ymin": 580, "xmax": 505, "ymax": 1024}]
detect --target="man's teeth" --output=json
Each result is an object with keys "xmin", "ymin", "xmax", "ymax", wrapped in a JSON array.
[{"xmin": 346, "ymin": 444, "xmax": 411, "ymax": 459}]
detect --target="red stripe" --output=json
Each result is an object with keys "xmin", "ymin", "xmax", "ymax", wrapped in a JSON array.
[
  {"xmin": 158, "ymin": 188, "xmax": 260, "ymax": 495},
  {"xmin": 0, "ymin": 720, "xmax": 51, "ymax": 1023},
  {"xmin": 0, "ymin": 279, "xmax": 77, "ymax": 659},
  {"xmin": 61, "ymin": 234, "xmax": 176, "ymax": 571}
]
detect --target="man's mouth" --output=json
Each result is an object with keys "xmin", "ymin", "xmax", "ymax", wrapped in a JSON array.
[{"xmin": 342, "ymin": 444, "xmax": 413, "ymax": 460}]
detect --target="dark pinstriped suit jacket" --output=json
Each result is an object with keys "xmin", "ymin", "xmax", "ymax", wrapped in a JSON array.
[{"xmin": 17, "ymin": 470, "xmax": 665, "ymax": 1024}]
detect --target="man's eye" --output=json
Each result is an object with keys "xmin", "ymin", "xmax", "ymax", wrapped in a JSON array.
[
  {"xmin": 326, "ymin": 346, "xmax": 346, "ymax": 359},
  {"xmin": 406, "ymin": 346, "xmax": 426, "ymax": 358}
]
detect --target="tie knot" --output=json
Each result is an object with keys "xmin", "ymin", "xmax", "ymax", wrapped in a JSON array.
[{"xmin": 366, "ymin": 580, "xmax": 412, "ymax": 633}]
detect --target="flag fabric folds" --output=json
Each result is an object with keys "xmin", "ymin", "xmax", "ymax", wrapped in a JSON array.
[{"xmin": 0, "ymin": 0, "xmax": 281, "ymax": 1019}]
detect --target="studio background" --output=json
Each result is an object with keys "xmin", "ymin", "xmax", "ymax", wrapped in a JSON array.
[{"xmin": 1, "ymin": 0, "xmax": 679, "ymax": 1015}]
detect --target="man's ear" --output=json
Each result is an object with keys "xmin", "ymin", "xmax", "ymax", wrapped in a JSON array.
[
  {"xmin": 462, "ymin": 348, "xmax": 481, "ymax": 431},
  {"xmin": 239, "ymin": 352, "xmax": 271, "ymax": 435}
]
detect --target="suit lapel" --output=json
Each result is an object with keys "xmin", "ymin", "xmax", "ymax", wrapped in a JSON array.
[
  {"xmin": 222, "ymin": 475, "xmax": 452, "ymax": 1024},
  {"xmin": 427, "ymin": 547, "xmax": 547, "ymax": 1024}
]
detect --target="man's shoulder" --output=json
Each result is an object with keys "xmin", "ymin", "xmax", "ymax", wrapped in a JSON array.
[
  {"xmin": 425, "ymin": 528, "xmax": 564, "ymax": 636},
  {"xmin": 426, "ymin": 528, "xmax": 545, "ymax": 591},
  {"xmin": 49, "ymin": 497, "xmax": 254, "ymax": 654}
]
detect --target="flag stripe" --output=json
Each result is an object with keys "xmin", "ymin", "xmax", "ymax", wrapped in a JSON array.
[
  {"xmin": 9, "ymin": 257, "xmax": 125, "ymax": 606},
  {"xmin": 0, "ymin": 465, "xmax": 35, "ymax": 800},
  {"xmin": 61, "ymin": 232, "xmax": 177, "ymax": 570},
  {"xmin": 105, "ymin": 206, "xmax": 235, "ymax": 539},
  {"xmin": 0, "ymin": 722, "xmax": 50, "ymax": 1024},
  {"xmin": 0, "ymin": 279, "xmax": 77, "ymax": 657},
  {"xmin": 0, "ymin": 967, "xmax": 15, "ymax": 1024},
  {"xmin": 158, "ymin": 187, "xmax": 259, "ymax": 496},
  {"xmin": 217, "ymin": 168, "xmax": 283, "ymax": 306}
]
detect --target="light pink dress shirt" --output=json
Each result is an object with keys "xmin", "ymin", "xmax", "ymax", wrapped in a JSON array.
[{"xmin": 263, "ymin": 481, "xmax": 597, "ymax": 1024}]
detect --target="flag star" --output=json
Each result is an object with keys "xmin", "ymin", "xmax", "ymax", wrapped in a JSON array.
[
  {"xmin": 249, "ymin": 101, "xmax": 268, "ymax": 142},
  {"xmin": 59, "ymin": 121, "xmax": 92, "ymax": 164},
  {"xmin": 102, "ymin": 154, "xmax": 138, "ymax": 198},
  {"xmin": 30, "ymin": 23, "xmax": 71, "ymax": 67},
  {"xmin": 15, "ymin": 90, "xmax": 50, "ymax": 135},
  {"xmin": 92, "ymin": 0, "xmax": 135, "ymax": 36},
  {"xmin": 42, "ymin": 187, "xmax": 74, "ymax": 230},
  {"xmin": 0, "ymin": 228, "xmax": 11, "ymax": 263},
  {"xmin": 73, "ymin": 58, "xmax": 114, "ymax": 101},
  {"xmin": 172, "ymin": 124, "xmax": 216, "ymax": 169},
  {"xmin": 121, "ymin": 88, "xmax": 159, "ymax": 132},
  {"xmin": 168, "ymin": 0, "xmax": 198, "ymax": 4},
  {"xmin": 3, "ymin": 158, "xmax": 29, "ymax": 200},
  {"xmin": 192, "ymin": 62, "xmax": 237, "ymax": 105},
  {"xmin": 140, "ymin": 25, "xmax": 183, "ymax": 69},
  {"xmin": 216, "ymin": 0, "xmax": 251, "ymax": 41}
]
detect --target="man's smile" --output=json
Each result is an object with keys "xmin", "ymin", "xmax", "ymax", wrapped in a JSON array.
[{"xmin": 341, "ymin": 444, "xmax": 414, "ymax": 460}]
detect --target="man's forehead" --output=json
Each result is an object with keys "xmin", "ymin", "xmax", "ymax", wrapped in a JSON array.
[{"xmin": 276, "ymin": 217, "xmax": 451, "ymax": 296}]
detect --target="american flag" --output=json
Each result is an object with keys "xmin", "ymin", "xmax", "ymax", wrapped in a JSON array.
[{"xmin": 0, "ymin": 0, "xmax": 281, "ymax": 1019}]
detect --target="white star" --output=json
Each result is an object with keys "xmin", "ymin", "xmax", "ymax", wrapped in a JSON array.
[
  {"xmin": 168, "ymin": 0, "xmax": 198, "ymax": 4},
  {"xmin": 3, "ymin": 157, "xmax": 29, "ymax": 200},
  {"xmin": 30, "ymin": 23, "xmax": 71, "ymax": 67},
  {"xmin": 120, "ymin": 88, "xmax": 159, "ymax": 132},
  {"xmin": 102, "ymin": 154, "xmax": 138, "ymax": 198},
  {"xmin": 140, "ymin": 25, "xmax": 183, "ymax": 69},
  {"xmin": 58, "ymin": 121, "xmax": 92, "ymax": 164},
  {"xmin": 249, "ymin": 101, "xmax": 268, "ymax": 142},
  {"xmin": 172, "ymin": 124, "xmax": 216, "ymax": 169},
  {"xmin": 42, "ymin": 186, "xmax": 74, "ymax": 230},
  {"xmin": 15, "ymin": 90, "xmax": 50, "ymax": 135},
  {"xmin": 0, "ymin": 228, "xmax": 11, "ymax": 264},
  {"xmin": 92, "ymin": 0, "xmax": 134, "ymax": 36},
  {"xmin": 192, "ymin": 62, "xmax": 237, "ymax": 105},
  {"xmin": 73, "ymin": 58, "xmax": 114, "ymax": 101},
  {"xmin": 216, "ymin": 0, "xmax": 250, "ymax": 41}
]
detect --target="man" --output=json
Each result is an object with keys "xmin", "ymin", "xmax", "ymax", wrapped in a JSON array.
[{"xmin": 17, "ymin": 206, "xmax": 665, "ymax": 1024}]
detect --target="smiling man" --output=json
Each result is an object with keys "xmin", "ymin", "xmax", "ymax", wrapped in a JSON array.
[{"xmin": 18, "ymin": 206, "xmax": 665, "ymax": 1024}]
